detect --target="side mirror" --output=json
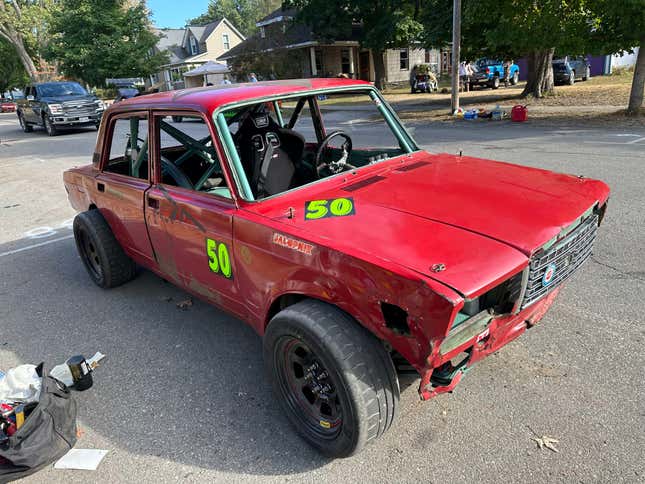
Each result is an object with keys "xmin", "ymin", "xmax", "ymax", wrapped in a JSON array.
[{"xmin": 27, "ymin": 95, "xmax": 35, "ymax": 101}]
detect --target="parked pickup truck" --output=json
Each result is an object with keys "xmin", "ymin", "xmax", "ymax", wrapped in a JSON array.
[
  {"xmin": 471, "ymin": 58, "xmax": 520, "ymax": 89},
  {"xmin": 63, "ymin": 78, "xmax": 609, "ymax": 458},
  {"xmin": 16, "ymin": 81, "xmax": 104, "ymax": 136}
]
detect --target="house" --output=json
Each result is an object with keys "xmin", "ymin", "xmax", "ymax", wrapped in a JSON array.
[
  {"xmin": 149, "ymin": 18, "xmax": 245, "ymax": 91},
  {"xmin": 217, "ymin": 8, "xmax": 440, "ymax": 85}
]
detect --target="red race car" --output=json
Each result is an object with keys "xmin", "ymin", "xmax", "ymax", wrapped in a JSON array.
[
  {"xmin": 0, "ymin": 98, "xmax": 17, "ymax": 113},
  {"xmin": 63, "ymin": 79, "xmax": 609, "ymax": 457}
]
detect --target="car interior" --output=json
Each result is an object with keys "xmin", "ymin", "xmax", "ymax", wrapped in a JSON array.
[{"xmin": 104, "ymin": 91, "xmax": 409, "ymax": 201}]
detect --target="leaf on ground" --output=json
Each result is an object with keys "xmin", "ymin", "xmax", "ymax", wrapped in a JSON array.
[
  {"xmin": 176, "ymin": 298, "xmax": 193, "ymax": 310},
  {"xmin": 532, "ymin": 435, "xmax": 560, "ymax": 453}
]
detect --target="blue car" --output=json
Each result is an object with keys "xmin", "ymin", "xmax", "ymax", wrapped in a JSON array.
[{"xmin": 471, "ymin": 59, "xmax": 520, "ymax": 89}]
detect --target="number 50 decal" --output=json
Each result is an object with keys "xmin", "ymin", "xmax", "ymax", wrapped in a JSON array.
[
  {"xmin": 305, "ymin": 197, "xmax": 355, "ymax": 220},
  {"xmin": 206, "ymin": 238, "xmax": 233, "ymax": 278}
]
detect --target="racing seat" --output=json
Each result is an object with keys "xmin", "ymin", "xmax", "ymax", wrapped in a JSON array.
[{"xmin": 235, "ymin": 112, "xmax": 305, "ymax": 198}]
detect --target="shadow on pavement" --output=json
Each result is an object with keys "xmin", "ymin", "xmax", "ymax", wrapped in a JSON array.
[{"xmin": 0, "ymin": 233, "xmax": 330, "ymax": 475}]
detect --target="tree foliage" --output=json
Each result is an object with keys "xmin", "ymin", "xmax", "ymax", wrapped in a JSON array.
[
  {"xmin": 0, "ymin": 0, "xmax": 52, "ymax": 80},
  {"xmin": 46, "ymin": 0, "xmax": 168, "ymax": 87},
  {"xmin": 188, "ymin": 0, "xmax": 281, "ymax": 35},
  {"xmin": 287, "ymin": 0, "xmax": 422, "ymax": 89},
  {"xmin": 0, "ymin": 37, "xmax": 28, "ymax": 93}
]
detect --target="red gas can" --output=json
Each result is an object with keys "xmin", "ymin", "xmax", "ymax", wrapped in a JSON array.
[{"xmin": 511, "ymin": 105, "xmax": 528, "ymax": 122}]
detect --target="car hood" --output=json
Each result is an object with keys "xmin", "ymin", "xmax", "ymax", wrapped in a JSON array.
[{"xmin": 255, "ymin": 152, "xmax": 610, "ymax": 296}]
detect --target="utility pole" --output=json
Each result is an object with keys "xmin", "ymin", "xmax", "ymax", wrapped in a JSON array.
[{"xmin": 450, "ymin": 0, "xmax": 461, "ymax": 113}]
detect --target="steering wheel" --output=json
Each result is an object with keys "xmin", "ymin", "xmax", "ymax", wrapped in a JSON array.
[
  {"xmin": 314, "ymin": 130, "xmax": 355, "ymax": 178},
  {"xmin": 160, "ymin": 155, "xmax": 193, "ymax": 190}
]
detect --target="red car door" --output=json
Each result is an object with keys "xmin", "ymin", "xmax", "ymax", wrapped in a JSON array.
[
  {"xmin": 95, "ymin": 112, "xmax": 156, "ymax": 266},
  {"xmin": 145, "ymin": 113, "xmax": 246, "ymax": 318}
]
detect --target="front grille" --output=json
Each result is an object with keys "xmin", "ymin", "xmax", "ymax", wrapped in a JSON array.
[
  {"xmin": 62, "ymin": 100, "xmax": 97, "ymax": 116},
  {"xmin": 521, "ymin": 214, "xmax": 598, "ymax": 309}
]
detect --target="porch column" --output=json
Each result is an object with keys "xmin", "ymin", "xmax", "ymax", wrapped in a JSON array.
[
  {"xmin": 310, "ymin": 47, "xmax": 318, "ymax": 76},
  {"xmin": 349, "ymin": 47, "xmax": 355, "ymax": 77}
]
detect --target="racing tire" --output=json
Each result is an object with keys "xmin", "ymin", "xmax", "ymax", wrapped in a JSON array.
[
  {"xmin": 18, "ymin": 112, "xmax": 33, "ymax": 132},
  {"xmin": 511, "ymin": 72, "xmax": 519, "ymax": 85},
  {"xmin": 263, "ymin": 299, "xmax": 399, "ymax": 458},
  {"xmin": 490, "ymin": 76, "xmax": 500, "ymax": 89},
  {"xmin": 73, "ymin": 210, "xmax": 137, "ymax": 289},
  {"xmin": 43, "ymin": 115, "xmax": 58, "ymax": 136}
]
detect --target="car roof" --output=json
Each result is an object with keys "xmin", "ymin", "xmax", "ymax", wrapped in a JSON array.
[{"xmin": 115, "ymin": 78, "xmax": 372, "ymax": 114}]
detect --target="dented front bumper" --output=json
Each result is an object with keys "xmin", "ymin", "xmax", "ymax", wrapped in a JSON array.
[{"xmin": 418, "ymin": 287, "xmax": 561, "ymax": 400}]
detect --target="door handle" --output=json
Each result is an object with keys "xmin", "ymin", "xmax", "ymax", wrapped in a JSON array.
[
  {"xmin": 97, "ymin": 182, "xmax": 104, "ymax": 192},
  {"xmin": 147, "ymin": 196, "xmax": 159, "ymax": 209}
]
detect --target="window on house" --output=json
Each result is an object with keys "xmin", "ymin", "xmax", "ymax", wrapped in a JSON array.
[
  {"xmin": 400, "ymin": 49, "xmax": 409, "ymax": 70},
  {"xmin": 315, "ymin": 49, "xmax": 324, "ymax": 75},
  {"xmin": 105, "ymin": 116, "xmax": 149, "ymax": 180},
  {"xmin": 260, "ymin": 27, "xmax": 266, "ymax": 38},
  {"xmin": 222, "ymin": 33, "xmax": 230, "ymax": 50},
  {"xmin": 190, "ymin": 36, "xmax": 198, "ymax": 55},
  {"xmin": 341, "ymin": 49, "xmax": 351, "ymax": 74}
]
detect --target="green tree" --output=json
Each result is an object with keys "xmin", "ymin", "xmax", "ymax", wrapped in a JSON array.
[
  {"xmin": 589, "ymin": 0, "xmax": 645, "ymax": 114},
  {"xmin": 0, "ymin": 0, "xmax": 52, "ymax": 81},
  {"xmin": 0, "ymin": 38, "xmax": 29, "ymax": 93},
  {"xmin": 46, "ymin": 0, "xmax": 168, "ymax": 87},
  {"xmin": 188, "ymin": 0, "xmax": 281, "ymax": 35},
  {"xmin": 288, "ymin": 0, "xmax": 423, "ymax": 89},
  {"xmin": 423, "ymin": 0, "xmax": 593, "ymax": 98}
]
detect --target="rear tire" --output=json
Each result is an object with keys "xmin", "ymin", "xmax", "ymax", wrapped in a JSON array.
[
  {"xmin": 569, "ymin": 73, "xmax": 575, "ymax": 85},
  {"xmin": 263, "ymin": 300, "xmax": 399, "ymax": 458},
  {"xmin": 18, "ymin": 112, "xmax": 33, "ymax": 132},
  {"xmin": 73, "ymin": 210, "xmax": 137, "ymax": 288}
]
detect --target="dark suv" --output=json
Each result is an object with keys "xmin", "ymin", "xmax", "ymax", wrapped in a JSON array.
[{"xmin": 16, "ymin": 81, "xmax": 105, "ymax": 136}]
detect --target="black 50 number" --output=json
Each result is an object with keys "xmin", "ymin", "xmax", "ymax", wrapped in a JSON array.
[
  {"xmin": 206, "ymin": 238, "xmax": 232, "ymax": 278},
  {"xmin": 305, "ymin": 197, "xmax": 355, "ymax": 220}
]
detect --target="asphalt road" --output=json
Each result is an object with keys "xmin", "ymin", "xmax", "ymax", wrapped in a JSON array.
[{"xmin": 0, "ymin": 111, "xmax": 644, "ymax": 483}]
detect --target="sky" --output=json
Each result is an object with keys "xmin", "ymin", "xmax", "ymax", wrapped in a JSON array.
[{"xmin": 147, "ymin": 0, "xmax": 210, "ymax": 28}]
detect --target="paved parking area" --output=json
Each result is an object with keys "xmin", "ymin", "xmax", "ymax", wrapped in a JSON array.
[{"xmin": 0, "ymin": 111, "xmax": 643, "ymax": 483}]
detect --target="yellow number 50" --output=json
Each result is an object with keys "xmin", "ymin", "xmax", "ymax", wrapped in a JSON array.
[{"xmin": 206, "ymin": 238, "xmax": 232, "ymax": 278}]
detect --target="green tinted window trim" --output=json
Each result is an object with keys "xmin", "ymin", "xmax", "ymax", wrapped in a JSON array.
[
  {"xmin": 215, "ymin": 112, "xmax": 254, "ymax": 201},
  {"xmin": 368, "ymin": 90, "xmax": 415, "ymax": 153},
  {"xmin": 212, "ymin": 85, "xmax": 421, "ymax": 203}
]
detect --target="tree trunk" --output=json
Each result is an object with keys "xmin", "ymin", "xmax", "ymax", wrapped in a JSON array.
[
  {"xmin": 0, "ymin": 30, "xmax": 39, "ymax": 81},
  {"xmin": 522, "ymin": 48, "xmax": 555, "ymax": 98},
  {"xmin": 372, "ymin": 49, "xmax": 386, "ymax": 91},
  {"xmin": 627, "ymin": 38, "xmax": 645, "ymax": 115}
]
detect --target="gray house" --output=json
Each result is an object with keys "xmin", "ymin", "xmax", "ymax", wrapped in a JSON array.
[{"xmin": 218, "ymin": 8, "xmax": 440, "ymax": 85}]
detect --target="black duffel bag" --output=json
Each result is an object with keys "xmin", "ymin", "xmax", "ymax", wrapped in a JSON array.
[{"xmin": 0, "ymin": 364, "xmax": 78, "ymax": 483}]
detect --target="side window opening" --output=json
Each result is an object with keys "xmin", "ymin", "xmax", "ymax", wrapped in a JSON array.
[
  {"xmin": 104, "ymin": 116, "xmax": 149, "ymax": 180},
  {"xmin": 157, "ymin": 115, "xmax": 231, "ymax": 199}
]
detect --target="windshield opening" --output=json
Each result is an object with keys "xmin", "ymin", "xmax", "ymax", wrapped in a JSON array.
[{"xmin": 218, "ymin": 89, "xmax": 415, "ymax": 201}]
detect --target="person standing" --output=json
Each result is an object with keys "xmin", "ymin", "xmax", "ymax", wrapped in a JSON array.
[
  {"xmin": 459, "ymin": 61, "xmax": 471, "ymax": 92},
  {"xmin": 221, "ymin": 75, "xmax": 232, "ymax": 85},
  {"xmin": 248, "ymin": 72, "xmax": 258, "ymax": 83}
]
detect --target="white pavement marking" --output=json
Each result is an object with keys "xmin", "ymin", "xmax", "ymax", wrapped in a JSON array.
[
  {"xmin": 626, "ymin": 137, "xmax": 645, "ymax": 144},
  {"xmin": 0, "ymin": 235, "xmax": 73, "ymax": 258}
]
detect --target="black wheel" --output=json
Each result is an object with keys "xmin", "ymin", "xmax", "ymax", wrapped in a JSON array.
[
  {"xmin": 43, "ymin": 115, "xmax": 58, "ymax": 136},
  {"xmin": 18, "ymin": 112, "xmax": 33, "ymax": 132},
  {"xmin": 264, "ymin": 300, "xmax": 399, "ymax": 458},
  {"xmin": 511, "ymin": 72, "xmax": 519, "ymax": 85},
  {"xmin": 172, "ymin": 116, "xmax": 183, "ymax": 123},
  {"xmin": 73, "ymin": 210, "xmax": 136, "ymax": 288},
  {"xmin": 490, "ymin": 76, "xmax": 500, "ymax": 89}
]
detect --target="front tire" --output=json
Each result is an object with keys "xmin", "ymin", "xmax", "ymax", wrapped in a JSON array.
[
  {"xmin": 44, "ymin": 115, "xmax": 58, "ymax": 136},
  {"xmin": 490, "ymin": 76, "xmax": 500, "ymax": 89},
  {"xmin": 73, "ymin": 210, "xmax": 137, "ymax": 288},
  {"xmin": 264, "ymin": 300, "xmax": 399, "ymax": 458}
]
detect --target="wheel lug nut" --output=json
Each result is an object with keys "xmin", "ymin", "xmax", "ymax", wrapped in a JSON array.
[{"xmin": 316, "ymin": 370, "xmax": 328, "ymax": 381}]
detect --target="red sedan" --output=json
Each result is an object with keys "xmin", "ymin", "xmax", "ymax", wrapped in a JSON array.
[
  {"xmin": 0, "ymin": 98, "xmax": 16, "ymax": 113},
  {"xmin": 63, "ymin": 79, "xmax": 610, "ymax": 457}
]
